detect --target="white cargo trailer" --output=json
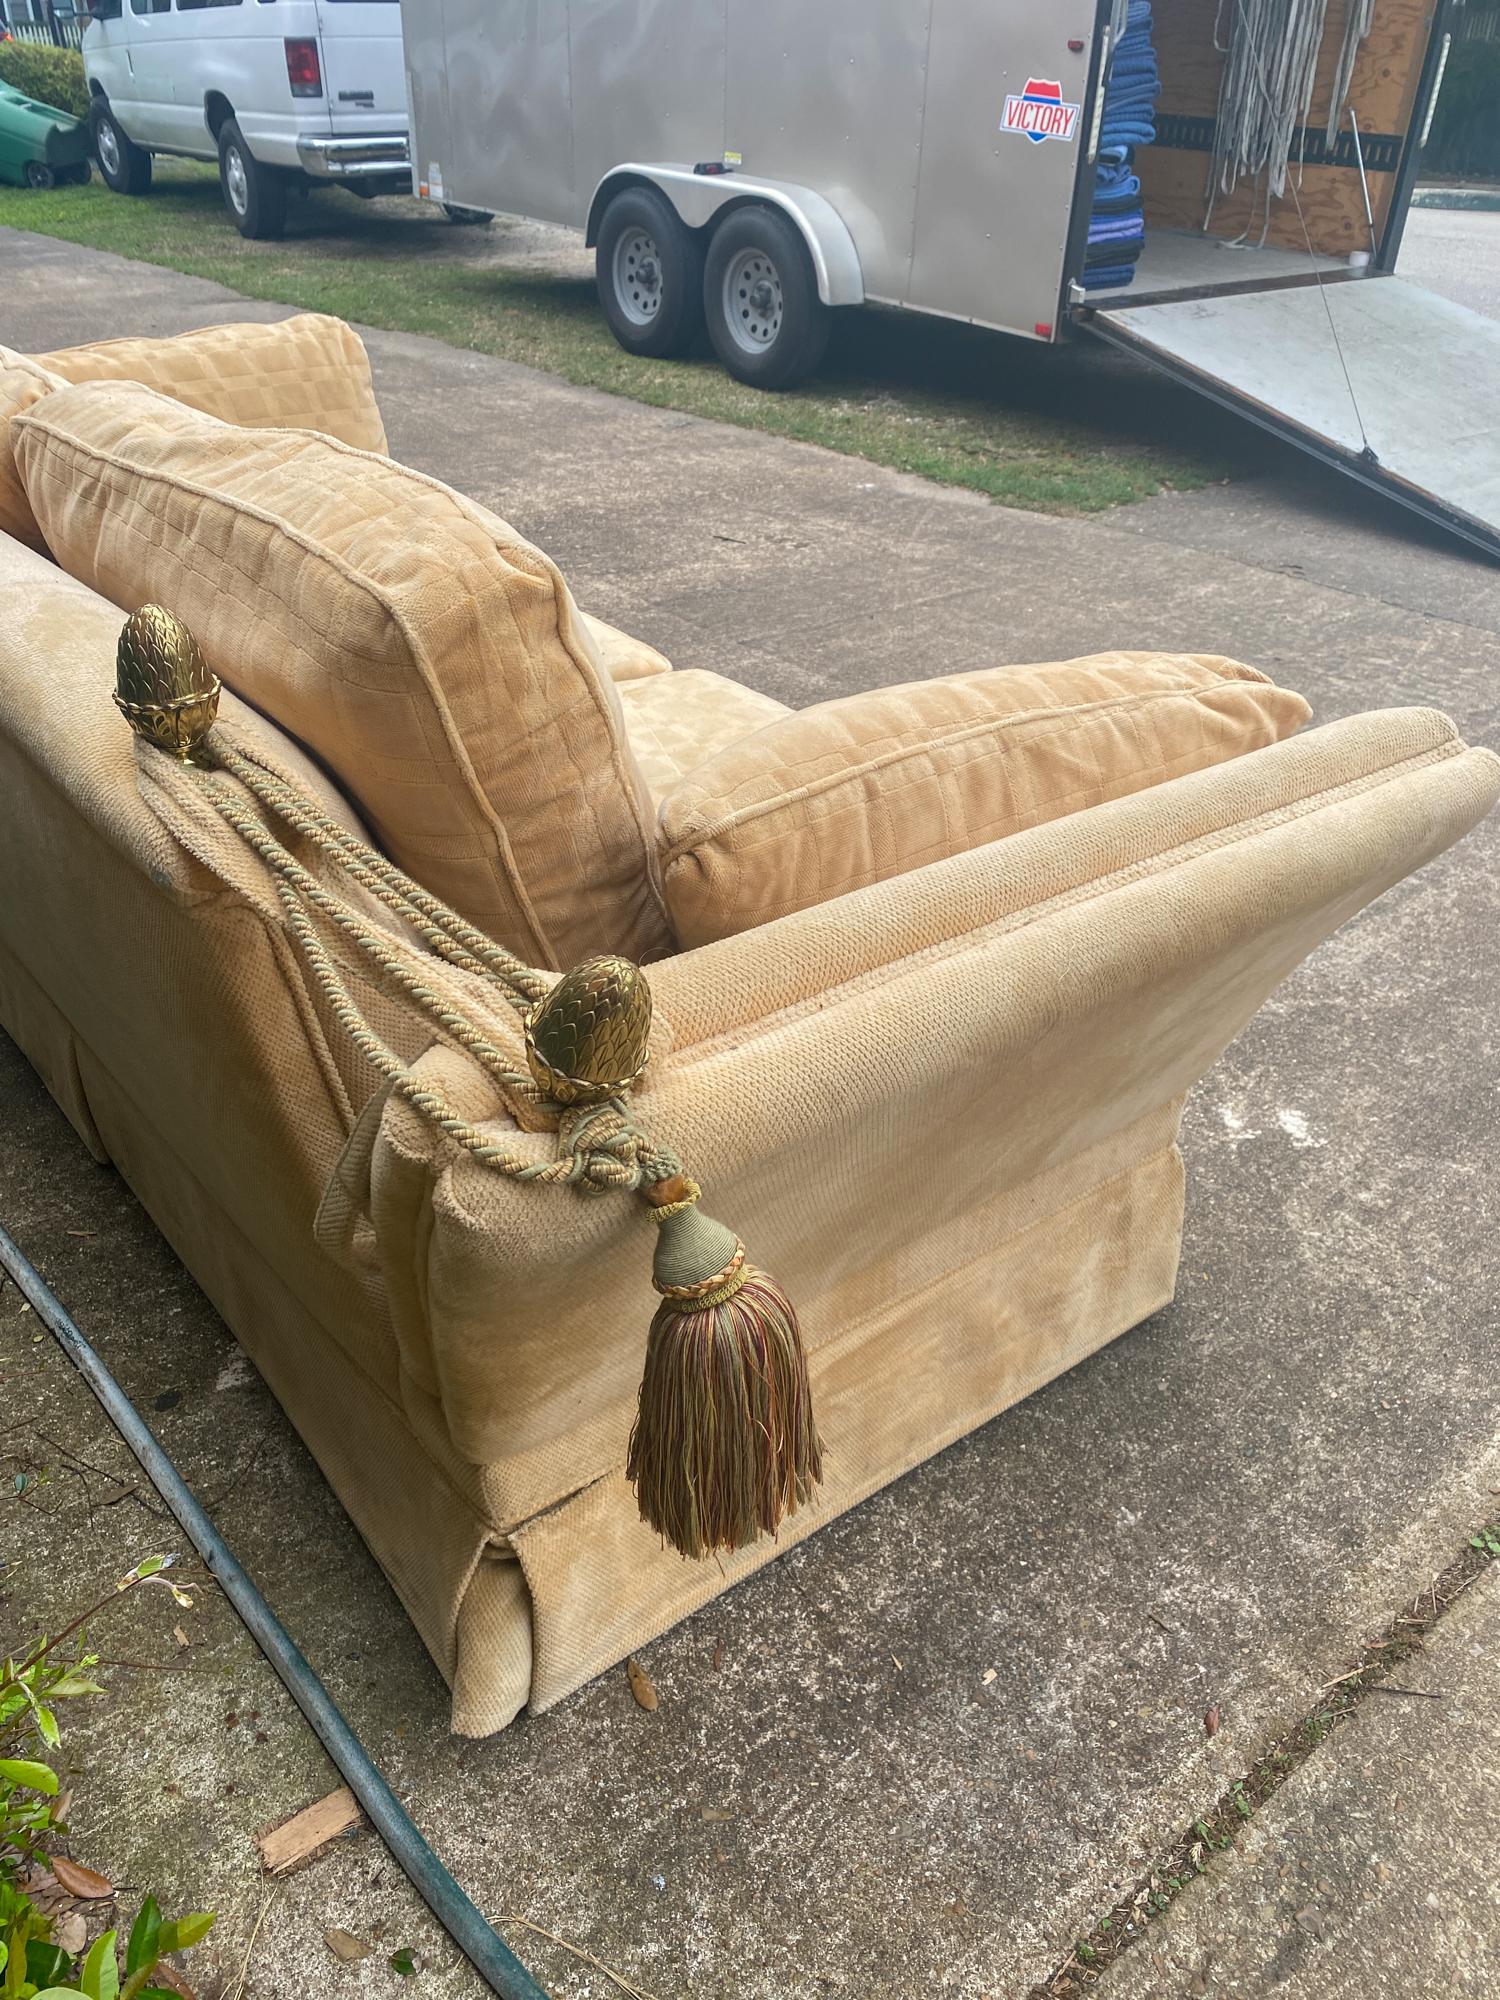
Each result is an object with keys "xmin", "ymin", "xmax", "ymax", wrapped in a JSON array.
[{"xmin": 401, "ymin": 0, "xmax": 1500, "ymax": 556}]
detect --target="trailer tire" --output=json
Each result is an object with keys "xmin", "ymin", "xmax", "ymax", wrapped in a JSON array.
[
  {"xmin": 218, "ymin": 118, "xmax": 287, "ymax": 241},
  {"xmin": 90, "ymin": 101, "xmax": 152, "ymax": 197},
  {"xmin": 704, "ymin": 205, "xmax": 830, "ymax": 390},
  {"xmin": 443, "ymin": 203, "xmax": 493, "ymax": 226},
  {"xmin": 595, "ymin": 185, "xmax": 705, "ymax": 359}
]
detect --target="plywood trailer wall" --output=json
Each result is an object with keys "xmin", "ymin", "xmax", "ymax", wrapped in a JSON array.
[{"xmin": 1140, "ymin": 0, "xmax": 1434, "ymax": 255}]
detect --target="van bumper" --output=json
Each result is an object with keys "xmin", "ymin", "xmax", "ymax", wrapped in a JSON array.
[{"xmin": 296, "ymin": 134, "xmax": 410, "ymax": 181}]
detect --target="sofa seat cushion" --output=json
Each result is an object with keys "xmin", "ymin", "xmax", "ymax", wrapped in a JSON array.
[
  {"xmin": 656, "ymin": 652, "xmax": 1311, "ymax": 946},
  {"xmin": 619, "ymin": 669, "xmax": 789, "ymax": 800},
  {"xmin": 15, "ymin": 380, "xmax": 673, "ymax": 969},
  {"xmin": 0, "ymin": 347, "xmax": 67, "ymax": 553},
  {"xmin": 38, "ymin": 313, "xmax": 389, "ymax": 454}
]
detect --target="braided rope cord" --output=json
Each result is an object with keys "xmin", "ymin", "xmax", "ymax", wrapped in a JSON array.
[
  {"xmin": 184, "ymin": 743, "xmax": 682, "ymax": 1199},
  {"xmin": 214, "ymin": 739, "xmax": 550, "ymax": 1004}
]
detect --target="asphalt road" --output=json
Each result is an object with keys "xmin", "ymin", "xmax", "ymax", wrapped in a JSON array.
[{"xmin": 1398, "ymin": 205, "xmax": 1500, "ymax": 320}]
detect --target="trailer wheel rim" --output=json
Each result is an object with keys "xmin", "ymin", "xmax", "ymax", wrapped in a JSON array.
[
  {"xmin": 224, "ymin": 142, "xmax": 249, "ymax": 216},
  {"xmin": 722, "ymin": 248, "xmax": 784, "ymax": 355},
  {"xmin": 613, "ymin": 227, "xmax": 664, "ymax": 327},
  {"xmin": 96, "ymin": 118, "xmax": 120, "ymax": 177}
]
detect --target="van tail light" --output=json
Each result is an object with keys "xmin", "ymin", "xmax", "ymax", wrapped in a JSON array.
[{"xmin": 284, "ymin": 37, "xmax": 323, "ymax": 98}]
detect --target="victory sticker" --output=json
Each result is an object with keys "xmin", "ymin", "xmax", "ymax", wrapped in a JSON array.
[{"xmin": 1001, "ymin": 79, "xmax": 1081, "ymax": 144}]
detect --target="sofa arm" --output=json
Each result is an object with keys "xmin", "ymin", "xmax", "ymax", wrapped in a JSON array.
[{"xmin": 370, "ymin": 707, "xmax": 1497, "ymax": 1515}]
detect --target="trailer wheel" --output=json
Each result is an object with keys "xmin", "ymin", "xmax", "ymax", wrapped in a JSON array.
[
  {"xmin": 595, "ymin": 185, "xmax": 705, "ymax": 359},
  {"xmin": 704, "ymin": 205, "xmax": 830, "ymax": 390},
  {"xmin": 219, "ymin": 118, "xmax": 287, "ymax": 241},
  {"xmin": 443, "ymin": 203, "xmax": 493, "ymax": 227},
  {"xmin": 90, "ymin": 100, "xmax": 152, "ymax": 197}
]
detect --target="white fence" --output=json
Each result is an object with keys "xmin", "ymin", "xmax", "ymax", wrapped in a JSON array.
[{"xmin": 4, "ymin": 11, "xmax": 86, "ymax": 49}]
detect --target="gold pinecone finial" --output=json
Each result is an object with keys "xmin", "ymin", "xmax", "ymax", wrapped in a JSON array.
[
  {"xmin": 114, "ymin": 605, "xmax": 220, "ymax": 761},
  {"xmin": 525, "ymin": 955, "xmax": 653, "ymax": 1104}
]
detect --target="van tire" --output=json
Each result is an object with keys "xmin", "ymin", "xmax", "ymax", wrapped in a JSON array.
[
  {"xmin": 90, "ymin": 100, "xmax": 152, "ymax": 197},
  {"xmin": 218, "ymin": 118, "xmax": 287, "ymax": 241},
  {"xmin": 704, "ymin": 205, "xmax": 830, "ymax": 390},
  {"xmin": 595, "ymin": 184, "xmax": 705, "ymax": 360}
]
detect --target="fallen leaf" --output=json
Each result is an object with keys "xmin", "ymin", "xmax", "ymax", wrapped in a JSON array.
[
  {"xmin": 50, "ymin": 1856, "xmax": 114, "ymax": 1900},
  {"xmin": 149, "ymin": 1965, "xmax": 197, "ymax": 1999},
  {"xmin": 626, "ymin": 1656, "xmax": 658, "ymax": 1711},
  {"xmin": 701, "ymin": 1808, "xmax": 733, "ymax": 1822},
  {"xmin": 173, "ymin": 1626, "xmax": 190, "ymax": 1649},
  {"xmin": 711, "ymin": 1638, "xmax": 724, "ymax": 1671},
  {"xmin": 390, "ymin": 1946, "xmax": 419, "ymax": 1976},
  {"xmin": 325, "ymin": 1928, "xmax": 374, "ymax": 1963},
  {"xmin": 1203, "ymin": 1705, "xmax": 1222, "ymax": 1739},
  {"xmin": 53, "ymin": 1910, "xmax": 86, "ymax": 1956}
]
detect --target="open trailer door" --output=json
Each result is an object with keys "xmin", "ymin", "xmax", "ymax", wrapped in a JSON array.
[{"xmin": 1084, "ymin": 273, "xmax": 1500, "ymax": 558}]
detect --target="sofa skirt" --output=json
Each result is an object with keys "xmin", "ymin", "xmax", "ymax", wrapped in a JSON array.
[{"xmin": 0, "ymin": 952, "xmax": 1184, "ymax": 1737}]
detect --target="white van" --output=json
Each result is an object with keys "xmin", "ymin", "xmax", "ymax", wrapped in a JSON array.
[{"xmin": 80, "ymin": 0, "xmax": 441, "ymax": 240}]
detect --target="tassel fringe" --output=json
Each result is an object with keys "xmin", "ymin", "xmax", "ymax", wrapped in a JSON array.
[{"xmin": 628, "ymin": 1183, "xmax": 823, "ymax": 1559}]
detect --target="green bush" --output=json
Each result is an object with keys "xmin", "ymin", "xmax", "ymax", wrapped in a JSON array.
[
  {"xmin": 1426, "ymin": 39, "xmax": 1500, "ymax": 181},
  {"xmin": 1, "ymin": 1558, "xmax": 216, "ymax": 1999},
  {"xmin": 0, "ymin": 43, "xmax": 89, "ymax": 122}
]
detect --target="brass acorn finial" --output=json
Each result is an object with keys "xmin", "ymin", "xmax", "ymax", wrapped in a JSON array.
[
  {"xmin": 525, "ymin": 955, "xmax": 653, "ymax": 1105},
  {"xmin": 114, "ymin": 605, "xmax": 220, "ymax": 761}
]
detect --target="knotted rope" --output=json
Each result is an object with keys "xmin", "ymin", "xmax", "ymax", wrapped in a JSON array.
[
  {"xmin": 198, "ymin": 737, "xmax": 681, "ymax": 1196},
  {"xmin": 115, "ymin": 604, "xmax": 821, "ymax": 1558}
]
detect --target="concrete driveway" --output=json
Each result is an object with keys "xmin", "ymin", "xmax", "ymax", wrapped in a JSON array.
[{"xmin": 1, "ymin": 226, "xmax": 1497, "ymax": 2000}]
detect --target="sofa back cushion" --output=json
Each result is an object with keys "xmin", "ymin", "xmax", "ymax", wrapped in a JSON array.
[
  {"xmin": 38, "ymin": 313, "xmax": 389, "ymax": 454},
  {"xmin": 0, "ymin": 347, "xmax": 67, "ymax": 553},
  {"xmin": 656, "ymin": 653, "xmax": 1311, "ymax": 945},
  {"xmin": 14, "ymin": 380, "xmax": 672, "ymax": 969}
]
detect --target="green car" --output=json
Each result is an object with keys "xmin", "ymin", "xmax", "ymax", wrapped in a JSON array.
[{"xmin": 0, "ymin": 79, "xmax": 91, "ymax": 189}]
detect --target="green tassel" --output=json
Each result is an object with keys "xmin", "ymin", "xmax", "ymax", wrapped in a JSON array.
[{"xmin": 627, "ymin": 1180, "xmax": 823, "ymax": 1560}]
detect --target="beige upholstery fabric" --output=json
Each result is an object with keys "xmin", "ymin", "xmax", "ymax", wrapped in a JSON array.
[
  {"xmin": 38, "ymin": 314, "xmax": 389, "ymax": 454},
  {"xmin": 658, "ymin": 652, "xmax": 1311, "ymax": 945},
  {"xmin": 2, "ymin": 495, "xmax": 1495, "ymax": 1734},
  {"xmin": 14, "ymin": 382, "xmax": 673, "ymax": 969},
  {"xmin": 619, "ymin": 668, "xmax": 789, "ymax": 798},
  {"xmin": 579, "ymin": 611, "xmax": 674, "ymax": 684},
  {"xmin": 0, "ymin": 347, "xmax": 66, "ymax": 553},
  {"xmin": 363, "ymin": 704, "xmax": 1497, "ymax": 1717}
]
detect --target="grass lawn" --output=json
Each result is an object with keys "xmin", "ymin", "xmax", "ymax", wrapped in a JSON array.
[{"xmin": 0, "ymin": 160, "xmax": 1242, "ymax": 513}]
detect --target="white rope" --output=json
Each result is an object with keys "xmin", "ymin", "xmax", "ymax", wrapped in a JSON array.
[{"xmin": 1207, "ymin": 0, "xmax": 1373, "ymax": 238}]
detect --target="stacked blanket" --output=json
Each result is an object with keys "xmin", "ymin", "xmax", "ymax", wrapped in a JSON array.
[{"xmin": 1084, "ymin": 0, "xmax": 1161, "ymax": 292}]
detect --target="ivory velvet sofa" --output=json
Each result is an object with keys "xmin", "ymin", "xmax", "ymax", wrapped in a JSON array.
[{"xmin": 0, "ymin": 316, "xmax": 1494, "ymax": 1734}]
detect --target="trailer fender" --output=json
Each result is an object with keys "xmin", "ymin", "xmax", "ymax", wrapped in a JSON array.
[{"xmin": 585, "ymin": 164, "xmax": 864, "ymax": 308}]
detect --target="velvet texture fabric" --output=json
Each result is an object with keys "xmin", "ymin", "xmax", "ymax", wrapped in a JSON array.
[
  {"xmin": 0, "ymin": 346, "xmax": 66, "ymax": 551},
  {"xmin": 13, "ymin": 381, "xmax": 673, "ymax": 969},
  {"xmin": 656, "ymin": 653, "xmax": 1312, "ymax": 944},
  {"xmin": 38, "ymin": 313, "xmax": 390, "ymax": 453},
  {"xmin": 3, "ymin": 523, "xmax": 1493, "ymax": 1729},
  {"xmin": 0, "ymin": 312, "xmax": 1495, "ymax": 1733},
  {"xmin": 3, "ymin": 315, "xmax": 388, "ymax": 556}
]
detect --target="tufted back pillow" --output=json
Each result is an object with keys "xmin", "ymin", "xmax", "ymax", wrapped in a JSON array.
[
  {"xmin": 656, "ymin": 653, "xmax": 1311, "ymax": 946},
  {"xmin": 14, "ymin": 380, "xmax": 672, "ymax": 969},
  {"xmin": 0, "ymin": 346, "xmax": 67, "ymax": 553},
  {"xmin": 38, "ymin": 313, "xmax": 389, "ymax": 453}
]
